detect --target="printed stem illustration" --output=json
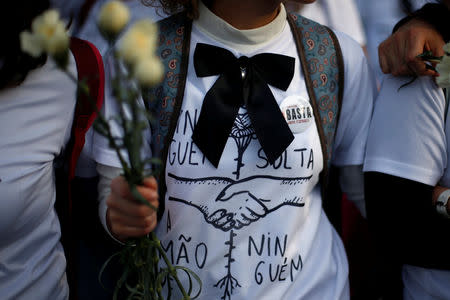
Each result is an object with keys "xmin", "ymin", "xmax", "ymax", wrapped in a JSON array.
[
  {"xmin": 214, "ymin": 230, "xmax": 241, "ymax": 300},
  {"xmin": 230, "ymin": 112, "xmax": 256, "ymax": 180}
]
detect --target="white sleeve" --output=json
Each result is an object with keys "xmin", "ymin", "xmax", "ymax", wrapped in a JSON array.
[
  {"xmin": 331, "ymin": 30, "xmax": 376, "ymax": 167},
  {"xmin": 364, "ymin": 75, "xmax": 447, "ymax": 186},
  {"xmin": 96, "ymin": 163, "xmax": 124, "ymax": 243},
  {"xmin": 328, "ymin": 31, "xmax": 375, "ymax": 218},
  {"xmin": 326, "ymin": 0, "xmax": 366, "ymax": 46}
]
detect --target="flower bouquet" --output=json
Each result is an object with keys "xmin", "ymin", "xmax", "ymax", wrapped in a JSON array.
[
  {"xmin": 20, "ymin": 2, "xmax": 201, "ymax": 299},
  {"xmin": 418, "ymin": 42, "xmax": 450, "ymax": 88}
]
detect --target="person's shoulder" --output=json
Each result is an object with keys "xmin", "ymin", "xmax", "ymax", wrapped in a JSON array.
[
  {"xmin": 332, "ymin": 29, "xmax": 364, "ymax": 59},
  {"xmin": 378, "ymin": 74, "xmax": 444, "ymax": 110}
]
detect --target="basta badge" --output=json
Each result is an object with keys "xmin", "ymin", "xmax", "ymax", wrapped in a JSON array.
[{"xmin": 280, "ymin": 95, "xmax": 313, "ymax": 133}]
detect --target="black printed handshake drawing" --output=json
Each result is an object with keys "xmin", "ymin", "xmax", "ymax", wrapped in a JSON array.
[{"xmin": 167, "ymin": 173, "xmax": 312, "ymax": 232}]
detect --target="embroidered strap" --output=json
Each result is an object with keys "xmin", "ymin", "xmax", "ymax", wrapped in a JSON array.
[
  {"xmin": 288, "ymin": 13, "xmax": 344, "ymax": 183},
  {"xmin": 145, "ymin": 13, "xmax": 191, "ymax": 159},
  {"xmin": 144, "ymin": 13, "xmax": 192, "ymax": 218}
]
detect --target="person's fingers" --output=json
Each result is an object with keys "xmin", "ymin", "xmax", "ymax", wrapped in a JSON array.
[
  {"xmin": 142, "ymin": 176, "xmax": 158, "ymax": 190},
  {"xmin": 403, "ymin": 29, "xmax": 429, "ymax": 76},
  {"xmin": 107, "ymin": 191, "xmax": 156, "ymax": 217},
  {"xmin": 109, "ymin": 175, "xmax": 159, "ymax": 210},
  {"xmin": 137, "ymin": 181, "xmax": 159, "ymax": 208},
  {"xmin": 428, "ymin": 37, "xmax": 445, "ymax": 58},
  {"xmin": 379, "ymin": 34, "xmax": 408, "ymax": 75},
  {"xmin": 109, "ymin": 222, "xmax": 156, "ymax": 241},
  {"xmin": 110, "ymin": 176, "xmax": 132, "ymax": 200},
  {"xmin": 378, "ymin": 40, "xmax": 390, "ymax": 74},
  {"xmin": 378, "ymin": 18, "xmax": 445, "ymax": 76},
  {"xmin": 107, "ymin": 208, "xmax": 157, "ymax": 241},
  {"xmin": 106, "ymin": 175, "xmax": 160, "ymax": 241},
  {"xmin": 108, "ymin": 208, "xmax": 157, "ymax": 229}
]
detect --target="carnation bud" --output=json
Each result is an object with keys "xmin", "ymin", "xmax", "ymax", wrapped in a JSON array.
[
  {"xmin": 134, "ymin": 56, "xmax": 164, "ymax": 87},
  {"xmin": 117, "ymin": 19, "xmax": 157, "ymax": 68},
  {"xmin": 98, "ymin": 1, "xmax": 130, "ymax": 41}
]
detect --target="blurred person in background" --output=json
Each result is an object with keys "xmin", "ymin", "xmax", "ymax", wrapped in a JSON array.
[
  {"xmin": 364, "ymin": 1, "xmax": 450, "ymax": 299},
  {"xmin": 0, "ymin": 0, "xmax": 76, "ymax": 298},
  {"xmin": 285, "ymin": 0, "xmax": 366, "ymax": 49}
]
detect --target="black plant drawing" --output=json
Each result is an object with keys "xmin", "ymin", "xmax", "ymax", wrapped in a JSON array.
[
  {"xmin": 167, "ymin": 173, "xmax": 311, "ymax": 299},
  {"xmin": 230, "ymin": 112, "xmax": 257, "ymax": 180}
]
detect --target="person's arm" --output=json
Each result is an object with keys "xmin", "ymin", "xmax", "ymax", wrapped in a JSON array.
[
  {"xmin": 339, "ymin": 165, "xmax": 366, "ymax": 218},
  {"xmin": 365, "ymin": 172, "xmax": 450, "ymax": 270},
  {"xmin": 378, "ymin": 3, "xmax": 450, "ymax": 76}
]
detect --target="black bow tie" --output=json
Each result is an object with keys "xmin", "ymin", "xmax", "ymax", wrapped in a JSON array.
[{"xmin": 192, "ymin": 43, "xmax": 295, "ymax": 167}]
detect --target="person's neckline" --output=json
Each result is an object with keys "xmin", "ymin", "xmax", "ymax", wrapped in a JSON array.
[{"xmin": 194, "ymin": 0, "xmax": 287, "ymax": 53}]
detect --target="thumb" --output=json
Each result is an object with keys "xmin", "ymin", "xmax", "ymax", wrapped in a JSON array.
[{"xmin": 217, "ymin": 181, "xmax": 253, "ymax": 201}]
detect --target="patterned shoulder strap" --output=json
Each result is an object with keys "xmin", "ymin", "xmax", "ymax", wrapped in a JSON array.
[
  {"xmin": 144, "ymin": 13, "xmax": 192, "ymax": 218},
  {"xmin": 287, "ymin": 13, "xmax": 344, "ymax": 183},
  {"xmin": 145, "ymin": 13, "xmax": 192, "ymax": 161}
]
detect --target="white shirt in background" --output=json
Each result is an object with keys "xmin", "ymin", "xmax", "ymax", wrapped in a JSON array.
[
  {"xmin": 0, "ymin": 55, "xmax": 77, "ymax": 300},
  {"xmin": 287, "ymin": 0, "xmax": 366, "ymax": 47},
  {"xmin": 364, "ymin": 74, "xmax": 450, "ymax": 300}
]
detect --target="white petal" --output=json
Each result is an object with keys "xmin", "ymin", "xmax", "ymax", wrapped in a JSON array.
[{"xmin": 20, "ymin": 31, "xmax": 43, "ymax": 57}]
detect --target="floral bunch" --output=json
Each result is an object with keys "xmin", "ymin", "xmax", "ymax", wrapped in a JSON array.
[
  {"xmin": 20, "ymin": 9, "xmax": 70, "ymax": 68},
  {"xmin": 418, "ymin": 42, "xmax": 450, "ymax": 88},
  {"xmin": 98, "ymin": 1, "xmax": 164, "ymax": 88},
  {"xmin": 20, "ymin": 1, "xmax": 200, "ymax": 299},
  {"xmin": 436, "ymin": 43, "xmax": 450, "ymax": 88}
]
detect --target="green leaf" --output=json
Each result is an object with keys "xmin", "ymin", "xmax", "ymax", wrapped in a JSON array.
[
  {"xmin": 99, "ymin": 251, "xmax": 121, "ymax": 291},
  {"xmin": 417, "ymin": 51, "xmax": 443, "ymax": 63},
  {"xmin": 174, "ymin": 266, "xmax": 202, "ymax": 299}
]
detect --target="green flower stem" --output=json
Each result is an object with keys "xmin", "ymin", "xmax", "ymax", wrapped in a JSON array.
[
  {"xmin": 111, "ymin": 54, "xmax": 146, "ymax": 187},
  {"xmin": 64, "ymin": 69, "xmax": 133, "ymax": 179},
  {"xmin": 60, "ymin": 44, "xmax": 199, "ymax": 299},
  {"xmin": 150, "ymin": 232, "xmax": 191, "ymax": 300}
]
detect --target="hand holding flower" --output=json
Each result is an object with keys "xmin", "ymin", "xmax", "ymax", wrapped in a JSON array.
[
  {"xmin": 378, "ymin": 19, "xmax": 444, "ymax": 77},
  {"xmin": 20, "ymin": 3, "xmax": 200, "ymax": 298},
  {"xmin": 419, "ymin": 42, "xmax": 450, "ymax": 88},
  {"xmin": 107, "ymin": 176, "xmax": 159, "ymax": 242}
]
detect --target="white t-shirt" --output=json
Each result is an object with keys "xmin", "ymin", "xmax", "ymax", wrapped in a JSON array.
[
  {"xmin": 0, "ymin": 55, "xmax": 77, "ymax": 299},
  {"xmin": 364, "ymin": 74, "xmax": 450, "ymax": 300},
  {"xmin": 92, "ymin": 3, "xmax": 375, "ymax": 299}
]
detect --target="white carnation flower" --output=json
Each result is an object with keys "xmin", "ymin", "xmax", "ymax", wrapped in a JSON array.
[
  {"xmin": 118, "ymin": 19, "xmax": 158, "ymax": 68},
  {"xmin": 134, "ymin": 56, "xmax": 164, "ymax": 87},
  {"xmin": 97, "ymin": 0, "xmax": 130, "ymax": 40},
  {"xmin": 31, "ymin": 9, "xmax": 69, "ymax": 56},
  {"xmin": 436, "ymin": 55, "xmax": 450, "ymax": 88},
  {"xmin": 20, "ymin": 31, "xmax": 43, "ymax": 57},
  {"xmin": 443, "ymin": 42, "xmax": 450, "ymax": 54}
]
